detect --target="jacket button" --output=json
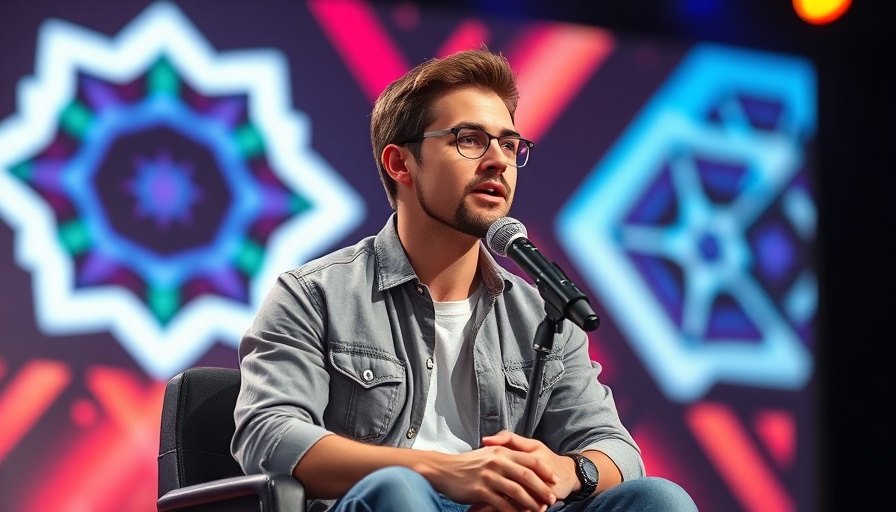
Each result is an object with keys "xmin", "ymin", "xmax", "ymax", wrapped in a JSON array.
[
  {"xmin": 415, "ymin": 285, "xmax": 424, "ymax": 294},
  {"xmin": 362, "ymin": 369, "xmax": 374, "ymax": 381},
  {"xmin": 406, "ymin": 427, "xmax": 417, "ymax": 439},
  {"xmin": 426, "ymin": 358, "xmax": 434, "ymax": 370}
]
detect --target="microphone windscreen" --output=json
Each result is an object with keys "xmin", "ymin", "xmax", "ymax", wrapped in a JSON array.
[{"xmin": 486, "ymin": 217, "xmax": 527, "ymax": 257}]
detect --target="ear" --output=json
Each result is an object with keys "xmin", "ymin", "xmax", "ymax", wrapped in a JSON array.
[{"xmin": 382, "ymin": 144, "xmax": 413, "ymax": 187}]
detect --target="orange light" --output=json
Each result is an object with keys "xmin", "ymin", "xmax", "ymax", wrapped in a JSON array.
[{"xmin": 793, "ymin": 0, "xmax": 852, "ymax": 25}]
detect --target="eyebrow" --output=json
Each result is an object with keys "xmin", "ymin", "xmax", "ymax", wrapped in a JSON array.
[{"xmin": 456, "ymin": 122, "xmax": 521, "ymax": 138}]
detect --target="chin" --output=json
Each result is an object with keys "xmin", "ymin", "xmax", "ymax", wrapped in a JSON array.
[{"xmin": 454, "ymin": 211, "xmax": 503, "ymax": 239}]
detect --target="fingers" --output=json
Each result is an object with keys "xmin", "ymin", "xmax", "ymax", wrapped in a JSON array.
[
  {"xmin": 488, "ymin": 452, "xmax": 557, "ymax": 509},
  {"xmin": 468, "ymin": 447, "xmax": 556, "ymax": 511},
  {"xmin": 481, "ymin": 429, "xmax": 514, "ymax": 446},
  {"xmin": 482, "ymin": 430, "xmax": 543, "ymax": 453},
  {"xmin": 485, "ymin": 435, "xmax": 556, "ymax": 485},
  {"xmin": 437, "ymin": 444, "xmax": 557, "ymax": 511}
]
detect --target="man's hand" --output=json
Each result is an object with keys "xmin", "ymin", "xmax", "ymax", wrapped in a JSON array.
[
  {"xmin": 425, "ymin": 443, "xmax": 559, "ymax": 512},
  {"xmin": 480, "ymin": 431, "xmax": 579, "ymax": 503}
]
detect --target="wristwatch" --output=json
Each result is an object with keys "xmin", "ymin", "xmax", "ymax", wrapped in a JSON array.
[{"xmin": 562, "ymin": 452, "xmax": 599, "ymax": 502}]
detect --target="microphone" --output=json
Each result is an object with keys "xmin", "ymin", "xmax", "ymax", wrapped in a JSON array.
[{"xmin": 486, "ymin": 217, "xmax": 600, "ymax": 332}]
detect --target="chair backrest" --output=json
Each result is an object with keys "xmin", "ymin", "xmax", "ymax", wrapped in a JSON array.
[{"xmin": 158, "ymin": 366, "xmax": 245, "ymax": 498}]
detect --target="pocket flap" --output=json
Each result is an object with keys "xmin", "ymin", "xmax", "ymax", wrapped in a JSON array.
[
  {"xmin": 330, "ymin": 342, "xmax": 405, "ymax": 389},
  {"xmin": 504, "ymin": 358, "xmax": 565, "ymax": 396}
]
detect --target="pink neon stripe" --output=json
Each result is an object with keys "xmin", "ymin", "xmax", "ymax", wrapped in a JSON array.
[
  {"xmin": 632, "ymin": 424, "xmax": 676, "ymax": 481},
  {"xmin": 687, "ymin": 402, "xmax": 794, "ymax": 512},
  {"xmin": 436, "ymin": 18, "xmax": 491, "ymax": 57},
  {"xmin": 0, "ymin": 360, "xmax": 71, "ymax": 463},
  {"xmin": 27, "ymin": 368, "xmax": 164, "ymax": 511},
  {"xmin": 26, "ymin": 415, "xmax": 158, "ymax": 511},
  {"xmin": 754, "ymin": 409, "xmax": 796, "ymax": 469},
  {"xmin": 86, "ymin": 367, "xmax": 165, "ymax": 429},
  {"xmin": 507, "ymin": 23, "xmax": 614, "ymax": 142},
  {"xmin": 586, "ymin": 334, "xmax": 615, "ymax": 383},
  {"xmin": 67, "ymin": 420, "xmax": 160, "ymax": 510},
  {"xmin": 308, "ymin": 0, "xmax": 411, "ymax": 103}
]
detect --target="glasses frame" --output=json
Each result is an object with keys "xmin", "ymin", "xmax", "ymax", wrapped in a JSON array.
[{"xmin": 404, "ymin": 125, "xmax": 535, "ymax": 168}]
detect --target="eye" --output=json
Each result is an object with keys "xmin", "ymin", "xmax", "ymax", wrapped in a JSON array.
[
  {"xmin": 499, "ymin": 138, "xmax": 520, "ymax": 153},
  {"xmin": 456, "ymin": 129, "xmax": 487, "ymax": 147}
]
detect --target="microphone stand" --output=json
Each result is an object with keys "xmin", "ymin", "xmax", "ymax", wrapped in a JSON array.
[
  {"xmin": 516, "ymin": 262, "xmax": 598, "ymax": 438},
  {"xmin": 519, "ymin": 306, "xmax": 564, "ymax": 438},
  {"xmin": 489, "ymin": 221, "xmax": 600, "ymax": 437}
]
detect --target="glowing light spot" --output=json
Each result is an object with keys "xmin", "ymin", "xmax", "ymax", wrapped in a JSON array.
[
  {"xmin": 127, "ymin": 151, "xmax": 202, "ymax": 229},
  {"xmin": 59, "ymin": 219, "xmax": 91, "ymax": 255},
  {"xmin": 70, "ymin": 398, "xmax": 99, "ymax": 428},
  {"xmin": 754, "ymin": 409, "xmax": 796, "ymax": 468},
  {"xmin": 236, "ymin": 239, "xmax": 264, "ymax": 274},
  {"xmin": 61, "ymin": 101, "xmax": 93, "ymax": 139},
  {"xmin": 148, "ymin": 57, "xmax": 180, "ymax": 94},
  {"xmin": 147, "ymin": 285, "xmax": 180, "ymax": 324},
  {"xmin": 793, "ymin": 0, "xmax": 851, "ymax": 25}
]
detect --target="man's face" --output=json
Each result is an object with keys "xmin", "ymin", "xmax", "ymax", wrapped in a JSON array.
[{"xmin": 411, "ymin": 87, "xmax": 518, "ymax": 238}]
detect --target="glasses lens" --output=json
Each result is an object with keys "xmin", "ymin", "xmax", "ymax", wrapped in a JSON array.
[
  {"xmin": 515, "ymin": 142, "xmax": 529, "ymax": 168},
  {"xmin": 453, "ymin": 128, "xmax": 531, "ymax": 167},
  {"xmin": 455, "ymin": 128, "xmax": 490, "ymax": 159}
]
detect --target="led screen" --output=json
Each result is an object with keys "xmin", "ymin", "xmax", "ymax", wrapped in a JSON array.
[{"xmin": 0, "ymin": 1, "xmax": 818, "ymax": 510}]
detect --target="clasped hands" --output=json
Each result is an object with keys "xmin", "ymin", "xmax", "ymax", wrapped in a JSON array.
[{"xmin": 430, "ymin": 430, "xmax": 577, "ymax": 512}]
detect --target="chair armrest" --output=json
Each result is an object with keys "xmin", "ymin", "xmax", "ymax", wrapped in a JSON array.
[{"xmin": 157, "ymin": 473, "xmax": 305, "ymax": 512}]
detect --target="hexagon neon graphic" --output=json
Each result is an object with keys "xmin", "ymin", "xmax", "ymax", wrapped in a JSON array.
[
  {"xmin": 0, "ymin": 2, "xmax": 365, "ymax": 378},
  {"xmin": 557, "ymin": 45, "xmax": 815, "ymax": 402}
]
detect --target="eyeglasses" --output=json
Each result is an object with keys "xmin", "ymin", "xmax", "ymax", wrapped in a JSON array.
[{"xmin": 405, "ymin": 126, "xmax": 534, "ymax": 168}]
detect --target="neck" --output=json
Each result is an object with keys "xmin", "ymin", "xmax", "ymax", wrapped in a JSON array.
[{"xmin": 395, "ymin": 211, "xmax": 482, "ymax": 302}]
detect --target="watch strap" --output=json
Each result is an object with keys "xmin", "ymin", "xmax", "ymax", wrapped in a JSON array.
[{"xmin": 561, "ymin": 452, "xmax": 598, "ymax": 502}]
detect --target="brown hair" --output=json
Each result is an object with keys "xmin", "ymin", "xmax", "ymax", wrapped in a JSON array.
[{"xmin": 370, "ymin": 49, "xmax": 519, "ymax": 209}]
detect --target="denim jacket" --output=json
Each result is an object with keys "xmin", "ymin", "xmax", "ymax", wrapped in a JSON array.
[{"xmin": 232, "ymin": 214, "xmax": 644, "ymax": 493}]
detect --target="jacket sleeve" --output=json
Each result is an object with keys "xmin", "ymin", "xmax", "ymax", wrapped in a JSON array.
[
  {"xmin": 231, "ymin": 272, "xmax": 334, "ymax": 476},
  {"xmin": 536, "ymin": 325, "xmax": 646, "ymax": 481}
]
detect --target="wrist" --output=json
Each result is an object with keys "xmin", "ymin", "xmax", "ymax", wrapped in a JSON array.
[
  {"xmin": 411, "ymin": 450, "xmax": 449, "ymax": 487},
  {"xmin": 561, "ymin": 452, "xmax": 599, "ymax": 502},
  {"xmin": 560, "ymin": 452, "xmax": 580, "ymax": 491}
]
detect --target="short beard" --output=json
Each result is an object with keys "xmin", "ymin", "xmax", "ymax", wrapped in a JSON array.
[
  {"xmin": 453, "ymin": 203, "xmax": 496, "ymax": 238},
  {"xmin": 416, "ymin": 181, "xmax": 506, "ymax": 239}
]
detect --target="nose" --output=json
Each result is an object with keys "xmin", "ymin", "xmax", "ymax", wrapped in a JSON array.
[{"xmin": 481, "ymin": 139, "xmax": 510, "ymax": 173}]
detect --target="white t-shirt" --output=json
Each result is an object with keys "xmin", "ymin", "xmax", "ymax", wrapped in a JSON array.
[{"xmin": 412, "ymin": 285, "xmax": 482, "ymax": 453}]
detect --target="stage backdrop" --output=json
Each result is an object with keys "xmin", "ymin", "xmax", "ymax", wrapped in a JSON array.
[{"xmin": 0, "ymin": 1, "xmax": 817, "ymax": 510}]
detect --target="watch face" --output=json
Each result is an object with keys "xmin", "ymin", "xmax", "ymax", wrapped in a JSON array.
[{"xmin": 580, "ymin": 457, "xmax": 599, "ymax": 483}]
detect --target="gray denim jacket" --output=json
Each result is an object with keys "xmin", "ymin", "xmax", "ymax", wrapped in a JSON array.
[{"xmin": 232, "ymin": 214, "xmax": 644, "ymax": 494}]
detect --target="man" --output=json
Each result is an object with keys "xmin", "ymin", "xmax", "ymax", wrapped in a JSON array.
[{"xmin": 232, "ymin": 49, "xmax": 696, "ymax": 512}]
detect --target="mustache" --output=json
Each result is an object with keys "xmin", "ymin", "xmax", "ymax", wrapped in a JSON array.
[{"xmin": 465, "ymin": 174, "xmax": 512, "ymax": 197}]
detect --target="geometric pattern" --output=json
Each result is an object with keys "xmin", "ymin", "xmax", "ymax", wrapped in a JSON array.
[
  {"xmin": 686, "ymin": 403, "xmax": 796, "ymax": 511},
  {"xmin": 557, "ymin": 44, "xmax": 816, "ymax": 402},
  {"xmin": 0, "ymin": 2, "xmax": 365, "ymax": 378}
]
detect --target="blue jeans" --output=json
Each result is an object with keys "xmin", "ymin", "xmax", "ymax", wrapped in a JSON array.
[{"xmin": 331, "ymin": 467, "xmax": 697, "ymax": 511}]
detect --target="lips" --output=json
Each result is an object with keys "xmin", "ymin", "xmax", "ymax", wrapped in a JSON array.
[{"xmin": 471, "ymin": 181, "xmax": 507, "ymax": 198}]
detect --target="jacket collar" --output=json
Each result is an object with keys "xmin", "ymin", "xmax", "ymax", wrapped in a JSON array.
[{"xmin": 373, "ymin": 213, "xmax": 515, "ymax": 295}]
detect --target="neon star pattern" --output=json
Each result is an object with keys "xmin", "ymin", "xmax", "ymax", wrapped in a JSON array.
[
  {"xmin": 557, "ymin": 44, "xmax": 816, "ymax": 402},
  {"xmin": 0, "ymin": 2, "xmax": 365, "ymax": 378},
  {"xmin": 128, "ymin": 150, "xmax": 202, "ymax": 229}
]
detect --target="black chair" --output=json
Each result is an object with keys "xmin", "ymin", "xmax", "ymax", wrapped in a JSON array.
[{"xmin": 157, "ymin": 366, "xmax": 305, "ymax": 511}]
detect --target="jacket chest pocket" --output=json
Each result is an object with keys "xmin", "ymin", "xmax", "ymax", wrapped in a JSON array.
[
  {"xmin": 326, "ymin": 342, "xmax": 406, "ymax": 443},
  {"xmin": 502, "ymin": 358, "xmax": 565, "ymax": 426}
]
